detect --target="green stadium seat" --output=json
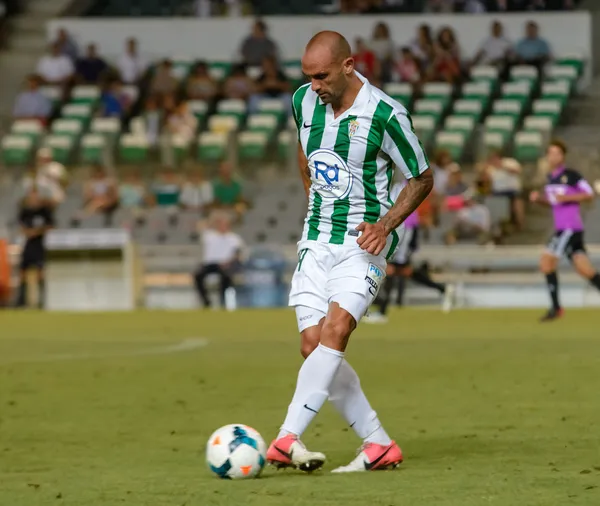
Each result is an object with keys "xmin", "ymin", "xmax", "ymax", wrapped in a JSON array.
[
  {"xmin": 523, "ymin": 115, "xmax": 554, "ymax": 144},
  {"xmin": 484, "ymin": 115, "xmax": 516, "ymax": 147},
  {"xmin": 208, "ymin": 114, "xmax": 240, "ymax": 134},
  {"xmin": 509, "ymin": 65, "xmax": 539, "ymax": 86},
  {"xmin": 209, "ymin": 62, "xmax": 231, "ymax": 81},
  {"xmin": 278, "ymin": 130, "xmax": 292, "ymax": 159},
  {"xmin": 39, "ymin": 85, "xmax": 63, "ymax": 107},
  {"xmin": 452, "ymin": 99, "xmax": 484, "ymax": 121},
  {"xmin": 257, "ymin": 98, "xmax": 286, "ymax": 123},
  {"xmin": 1, "ymin": 135, "xmax": 33, "ymax": 166},
  {"xmin": 80, "ymin": 133, "xmax": 106, "ymax": 164},
  {"xmin": 531, "ymin": 99, "xmax": 562, "ymax": 127},
  {"xmin": 188, "ymin": 100, "xmax": 209, "ymax": 127},
  {"xmin": 461, "ymin": 81, "xmax": 492, "ymax": 109},
  {"xmin": 411, "ymin": 115, "xmax": 436, "ymax": 147},
  {"xmin": 11, "ymin": 119, "xmax": 45, "ymax": 144},
  {"xmin": 383, "ymin": 83, "xmax": 413, "ymax": 108},
  {"xmin": 216, "ymin": 99, "xmax": 247, "ymax": 122},
  {"xmin": 43, "ymin": 134, "xmax": 74, "ymax": 164},
  {"xmin": 118, "ymin": 134, "xmax": 149, "ymax": 163},
  {"xmin": 287, "ymin": 115, "xmax": 297, "ymax": 131},
  {"xmin": 247, "ymin": 114, "xmax": 278, "ymax": 138},
  {"xmin": 470, "ymin": 65, "xmax": 499, "ymax": 88},
  {"xmin": 90, "ymin": 117, "xmax": 121, "ymax": 144},
  {"xmin": 514, "ymin": 131, "xmax": 544, "ymax": 162},
  {"xmin": 556, "ymin": 53, "xmax": 585, "ymax": 76},
  {"xmin": 51, "ymin": 118, "xmax": 84, "ymax": 140},
  {"xmin": 541, "ymin": 80, "xmax": 570, "ymax": 106},
  {"xmin": 283, "ymin": 60, "xmax": 303, "ymax": 87},
  {"xmin": 435, "ymin": 131, "xmax": 466, "ymax": 161},
  {"xmin": 169, "ymin": 134, "xmax": 192, "ymax": 165},
  {"xmin": 71, "ymin": 85, "xmax": 101, "ymax": 105},
  {"xmin": 501, "ymin": 81, "xmax": 533, "ymax": 107},
  {"xmin": 423, "ymin": 82, "xmax": 453, "ymax": 109},
  {"xmin": 61, "ymin": 103, "xmax": 93, "ymax": 128},
  {"xmin": 197, "ymin": 132, "xmax": 228, "ymax": 161},
  {"xmin": 546, "ymin": 64, "xmax": 578, "ymax": 91},
  {"xmin": 482, "ymin": 131, "xmax": 506, "ymax": 152},
  {"xmin": 413, "ymin": 99, "xmax": 444, "ymax": 125},
  {"xmin": 492, "ymin": 99, "xmax": 523, "ymax": 122},
  {"xmin": 172, "ymin": 59, "xmax": 192, "ymax": 80},
  {"xmin": 444, "ymin": 115, "xmax": 475, "ymax": 137},
  {"xmin": 238, "ymin": 131, "xmax": 269, "ymax": 160}
]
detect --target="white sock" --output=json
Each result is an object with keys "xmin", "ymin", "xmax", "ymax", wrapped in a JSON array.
[
  {"xmin": 328, "ymin": 360, "xmax": 392, "ymax": 446},
  {"xmin": 280, "ymin": 344, "xmax": 344, "ymax": 438}
]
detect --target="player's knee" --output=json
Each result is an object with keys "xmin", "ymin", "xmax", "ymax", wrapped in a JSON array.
[
  {"xmin": 300, "ymin": 339, "xmax": 318, "ymax": 358},
  {"xmin": 321, "ymin": 314, "xmax": 355, "ymax": 348}
]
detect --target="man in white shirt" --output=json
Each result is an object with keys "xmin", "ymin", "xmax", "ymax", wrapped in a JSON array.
[
  {"xmin": 118, "ymin": 37, "xmax": 146, "ymax": 84},
  {"xmin": 194, "ymin": 211, "xmax": 244, "ymax": 308},
  {"xmin": 22, "ymin": 148, "xmax": 68, "ymax": 207},
  {"xmin": 36, "ymin": 43, "xmax": 75, "ymax": 84},
  {"xmin": 472, "ymin": 20, "xmax": 512, "ymax": 67}
]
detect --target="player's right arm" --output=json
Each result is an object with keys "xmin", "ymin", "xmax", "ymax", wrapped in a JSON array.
[{"xmin": 297, "ymin": 143, "xmax": 311, "ymax": 199}]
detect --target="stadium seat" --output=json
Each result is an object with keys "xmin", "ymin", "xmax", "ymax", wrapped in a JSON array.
[
  {"xmin": 1, "ymin": 135, "xmax": 33, "ymax": 166},
  {"xmin": 523, "ymin": 115, "xmax": 554, "ymax": 138},
  {"xmin": 172, "ymin": 59, "xmax": 192, "ymax": 80},
  {"xmin": 43, "ymin": 134, "xmax": 75, "ymax": 164},
  {"xmin": 546, "ymin": 64, "xmax": 578, "ymax": 91},
  {"xmin": 11, "ymin": 119, "xmax": 45, "ymax": 144},
  {"xmin": 247, "ymin": 114, "xmax": 278, "ymax": 138},
  {"xmin": 283, "ymin": 60, "xmax": 303, "ymax": 87},
  {"xmin": 61, "ymin": 103, "xmax": 93, "ymax": 127},
  {"xmin": 51, "ymin": 118, "xmax": 84, "ymax": 141},
  {"xmin": 287, "ymin": 115, "xmax": 297, "ymax": 131},
  {"xmin": 501, "ymin": 81, "xmax": 533, "ymax": 107},
  {"xmin": 278, "ymin": 130, "xmax": 292, "ymax": 159},
  {"xmin": 556, "ymin": 53, "xmax": 585, "ymax": 76},
  {"xmin": 531, "ymin": 99, "xmax": 563, "ymax": 127},
  {"xmin": 435, "ymin": 131, "xmax": 466, "ymax": 161},
  {"xmin": 90, "ymin": 117, "xmax": 121, "ymax": 144},
  {"xmin": 208, "ymin": 62, "xmax": 231, "ymax": 81},
  {"xmin": 188, "ymin": 100, "xmax": 209, "ymax": 127},
  {"xmin": 444, "ymin": 115, "xmax": 475, "ymax": 137},
  {"xmin": 257, "ymin": 98, "xmax": 286, "ymax": 123},
  {"xmin": 492, "ymin": 99, "xmax": 523, "ymax": 122},
  {"xmin": 411, "ymin": 115, "xmax": 436, "ymax": 146},
  {"xmin": 197, "ymin": 132, "xmax": 228, "ymax": 161},
  {"xmin": 71, "ymin": 85, "xmax": 101, "ymax": 105},
  {"xmin": 169, "ymin": 134, "xmax": 192, "ymax": 164},
  {"xmin": 413, "ymin": 99, "xmax": 444, "ymax": 125},
  {"xmin": 514, "ymin": 131, "xmax": 544, "ymax": 162},
  {"xmin": 39, "ymin": 85, "xmax": 63, "ymax": 107},
  {"xmin": 80, "ymin": 133, "xmax": 106, "ymax": 163},
  {"xmin": 484, "ymin": 115, "xmax": 516, "ymax": 148},
  {"xmin": 238, "ymin": 131, "xmax": 269, "ymax": 160},
  {"xmin": 461, "ymin": 81, "xmax": 492, "ymax": 109},
  {"xmin": 470, "ymin": 65, "xmax": 499, "ymax": 88},
  {"xmin": 208, "ymin": 114, "xmax": 240, "ymax": 134},
  {"xmin": 423, "ymin": 82, "xmax": 453, "ymax": 109},
  {"xmin": 452, "ymin": 99, "xmax": 484, "ymax": 121},
  {"xmin": 383, "ymin": 83, "xmax": 413, "ymax": 108},
  {"xmin": 217, "ymin": 99, "xmax": 247, "ymax": 122},
  {"xmin": 118, "ymin": 134, "xmax": 149, "ymax": 163},
  {"xmin": 482, "ymin": 131, "xmax": 505, "ymax": 152},
  {"xmin": 541, "ymin": 80, "xmax": 570, "ymax": 106},
  {"xmin": 509, "ymin": 65, "xmax": 539, "ymax": 86}
]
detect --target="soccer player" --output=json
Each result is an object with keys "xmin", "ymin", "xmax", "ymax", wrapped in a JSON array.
[
  {"xmin": 366, "ymin": 181, "xmax": 453, "ymax": 324},
  {"xmin": 530, "ymin": 140, "xmax": 600, "ymax": 322},
  {"xmin": 265, "ymin": 31, "xmax": 433, "ymax": 473}
]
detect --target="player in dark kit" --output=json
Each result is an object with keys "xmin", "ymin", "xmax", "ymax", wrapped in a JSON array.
[
  {"xmin": 530, "ymin": 140, "xmax": 600, "ymax": 322},
  {"xmin": 16, "ymin": 187, "xmax": 54, "ymax": 309}
]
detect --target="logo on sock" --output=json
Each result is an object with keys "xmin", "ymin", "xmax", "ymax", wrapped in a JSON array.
[{"xmin": 303, "ymin": 404, "xmax": 318, "ymax": 414}]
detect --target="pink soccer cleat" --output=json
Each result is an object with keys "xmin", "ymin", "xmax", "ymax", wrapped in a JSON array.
[
  {"xmin": 266, "ymin": 434, "xmax": 326, "ymax": 472},
  {"xmin": 331, "ymin": 441, "xmax": 403, "ymax": 473}
]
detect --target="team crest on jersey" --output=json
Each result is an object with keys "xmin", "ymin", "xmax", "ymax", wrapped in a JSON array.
[{"xmin": 348, "ymin": 119, "xmax": 360, "ymax": 138}]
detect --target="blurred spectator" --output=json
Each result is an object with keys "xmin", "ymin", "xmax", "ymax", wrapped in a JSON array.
[
  {"xmin": 186, "ymin": 61, "xmax": 219, "ymax": 102},
  {"xmin": 118, "ymin": 37, "xmax": 147, "ymax": 84},
  {"xmin": 100, "ymin": 79, "xmax": 132, "ymax": 118},
  {"xmin": 223, "ymin": 64, "xmax": 255, "ymax": 101},
  {"xmin": 249, "ymin": 57, "xmax": 291, "ymax": 115},
  {"xmin": 52, "ymin": 28, "xmax": 78, "ymax": 61},
  {"xmin": 118, "ymin": 170, "xmax": 147, "ymax": 214},
  {"xmin": 431, "ymin": 149, "xmax": 455, "ymax": 195},
  {"xmin": 515, "ymin": 21, "xmax": 551, "ymax": 69},
  {"xmin": 454, "ymin": 0, "xmax": 487, "ymax": 11},
  {"xmin": 150, "ymin": 167, "xmax": 181, "ymax": 211},
  {"xmin": 409, "ymin": 24, "xmax": 435, "ymax": 70},
  {"xmin": 78, "ymin": 164, "xmax": 118, "ymax": 226},
  {"xmin": 431, "ymin": 27, "xmax": 461, "ymax": 84},
  {"xmin": 444, "ymin": 164, "xmax": 469, "ymax": 211},
  {"xmin": 16, "ymin": 187, "xmax": 54, "ymax": 309},
  {"xmin": 353, "ymin": 37, "xmax": 379, "ymax": 82},
  {"xmin": 194, "ymin": 211, "xmax": 244, "ymax": 309},
  {"xmin": 212, "ymin": 161, "xmax": 246, "ymax": 215},
  {"xmin": 36, "ymin": 42, "xmax": 74, "ymax": 84},
  {"xmin": 477, "ymin": 150, "xmax": 525, "ymax": 229},
  {"xmin": 472, "ymin": 20, "xmax": 512, "ymax": 68},
  {"xmin": 194, "ymin": 0, "xmax": 242, "ymax": 17},
  {"xmin": 370, "ymin": 22, "xmax": 394, "ymax": 82},
  {"xmin": 75, "ymin": 44, "xmax": 108, "ymax": 84},
  {"xmin": 22, "ymin": 148, "xmax": 68, "ymax": 207},
  {"xmin": 445, "ymin": 193, "xmax": 491, "ymax": 245},
  {"xmin": 13, "ymin": 74, "xmax": 52, "ymax": 122},
  {"xmin": 425, "ymin": 0, "xmax": 455, "ymax": 12},
  {"xmin": 161, "ymin": 100, "xmax": 198, "ymax": 166},
  {"xmin": 142, "ymin": 95, "xmax": 162, "ymax": 146},
  {"xmin": 395, "ymin": 47, "xmax": 422, "ymax": 86},
  {"xmin": 239, "ymin": 20, "xmax": 279, "ymax": 67},
  {"xmin": 150, "ymin": 59, "xmax": 179, "ymax": 97},
  {"xmin": 180, "ymin": 169, "xmax": 214, "ymax": 212}
]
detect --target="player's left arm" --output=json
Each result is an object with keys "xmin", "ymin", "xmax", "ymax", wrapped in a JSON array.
[{"xmin": 357, "ymin": 111, "xmax": 433, "ymax": 255}]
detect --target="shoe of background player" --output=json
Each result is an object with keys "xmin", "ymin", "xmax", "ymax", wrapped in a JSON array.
[
  {"xmin": 331, "ymin": 441, "xmax": 403, "ymax": 473},
  {"xmin": 441, "ymin": 284, "xmax": 456, "ymax": 314},
  {"xmin": 266, "ymin": 434, "xmax": 326, "ymax": 472},
  {"xmin": 363, "ymin": 311, "xmax": 388, "ymax": 324},
  {"xmin": 540, "ymin": 307, "xmax": 564, "ymax": 322}
]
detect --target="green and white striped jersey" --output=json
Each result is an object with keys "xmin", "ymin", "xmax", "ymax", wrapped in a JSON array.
[{"xmin": 292, "ymin": 72, "xmax": 429, "ymax": 258}]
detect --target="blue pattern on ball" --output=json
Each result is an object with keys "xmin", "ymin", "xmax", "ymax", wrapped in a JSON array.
[
  {"xmin": 210, "ymin": 460, "xmax": 232, "ymax": 479},
  {"xmin": 228, "ymin": 426, "xmax": 258, "ymax": 453}
]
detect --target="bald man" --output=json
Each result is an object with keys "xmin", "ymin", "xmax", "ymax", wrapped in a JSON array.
[{"xmin": 266, "ymin": 31, "xmax": 433, "ymax": 473}]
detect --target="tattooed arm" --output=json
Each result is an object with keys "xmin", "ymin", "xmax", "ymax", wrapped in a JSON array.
[{"xmin": 298, "ymin": 143, "xmax": 311, "ymax": 198}]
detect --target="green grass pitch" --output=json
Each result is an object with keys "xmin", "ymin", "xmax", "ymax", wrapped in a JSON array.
[{"xmin": 1, "ymin": 309, "xmax": 600, "ymax": 506}]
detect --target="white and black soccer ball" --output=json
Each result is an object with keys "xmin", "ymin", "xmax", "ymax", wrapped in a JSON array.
[{"xmin": 206, "ymin": 424, "xmax": 267, "ymax": 479}]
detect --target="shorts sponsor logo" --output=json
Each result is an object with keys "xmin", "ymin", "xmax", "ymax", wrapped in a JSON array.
[
  {"xmin": 299, "ymin": 315, "xmax": 313, "ymax": 322},
  {"xmin": 365, "ymin": 262, "xmax": 384, "ymax": 296},
  {"xmin": 308, "ymin": 148, "xmax": 353, "ymax": 200}
]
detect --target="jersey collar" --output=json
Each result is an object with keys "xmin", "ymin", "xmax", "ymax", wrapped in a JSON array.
[{"xmin": 323, "ymin": 71, "xmax": 372, "ymax": 124}]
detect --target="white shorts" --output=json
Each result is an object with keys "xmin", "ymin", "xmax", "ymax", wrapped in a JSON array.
[{"xmin": 289, "ymin": 241, "xmax": 386, "ymax": 331}]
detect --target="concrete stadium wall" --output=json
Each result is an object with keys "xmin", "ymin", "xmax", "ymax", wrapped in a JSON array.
[{"xmin": 47, "ymin": 12, "xmax": 592, "ymax": 65}]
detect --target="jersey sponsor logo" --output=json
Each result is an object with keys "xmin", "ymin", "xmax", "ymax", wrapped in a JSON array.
[
  {"xmin": 307, "ymin": 148, "xmax": 353, "ymax": 200},
  {"xmin": 365, "ymin": 262, "xmax": 384, "ymax": 296},
  {"xmin": 348, "ymin": 119, "xmax": 360, "ymax": 138}
]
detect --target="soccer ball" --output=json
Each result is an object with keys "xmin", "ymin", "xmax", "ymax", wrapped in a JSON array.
[{"xmin": 206, "ymin": 424, "xmax": 267, "ymax": 479}]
